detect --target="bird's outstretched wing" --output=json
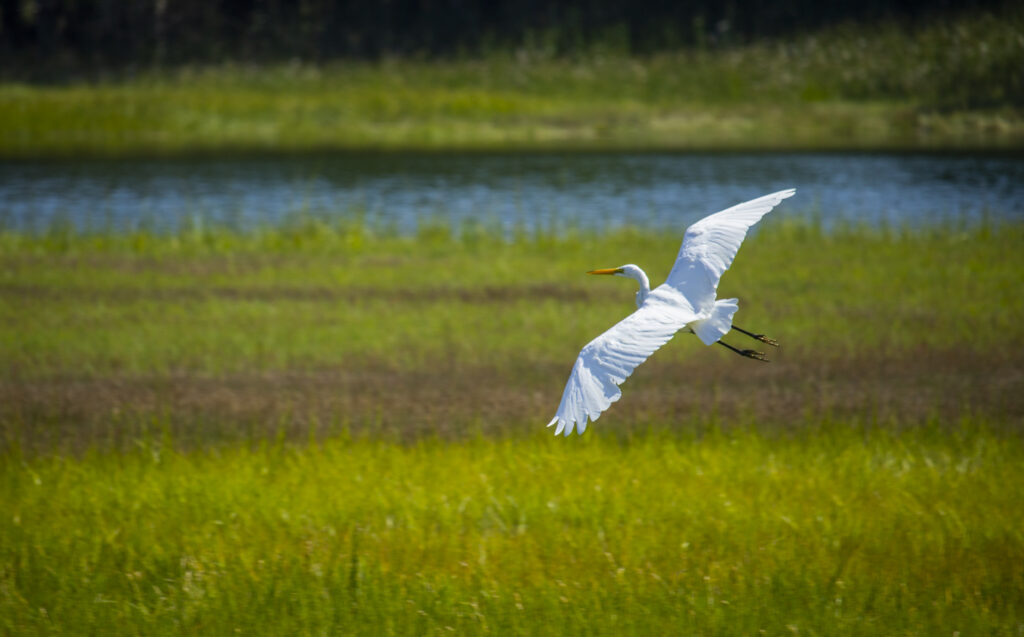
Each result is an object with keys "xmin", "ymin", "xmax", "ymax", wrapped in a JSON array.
[
  {"xmin": 666, "ymin": 189, "xmax": 795, "ymax": 313},
  {"xmin": 547, "ymin": 289, "xmax": 698, "ymax": 436}
]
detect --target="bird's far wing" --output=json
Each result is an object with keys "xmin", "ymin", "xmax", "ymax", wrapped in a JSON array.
[
  {"xmin": 547, "ymin": 291, "xmax": 698, "ymax": 436},
  {"xmin": 666, "ymin": 189, "xmax": 795, "ymax": 311}
]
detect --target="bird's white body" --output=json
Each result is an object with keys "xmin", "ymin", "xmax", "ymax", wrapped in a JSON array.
[{"xmin": 547, "ymin": 189, "xmax": 796, "ymax": 436}]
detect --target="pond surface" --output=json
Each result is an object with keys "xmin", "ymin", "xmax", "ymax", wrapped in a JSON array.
[{"xmin": 1, "ymin": 151, "xmax": 1022, "ymax": 233}]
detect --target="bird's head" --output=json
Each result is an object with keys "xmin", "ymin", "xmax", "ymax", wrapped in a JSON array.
[
  {"xmin": 587, "ymin": 264, "xmax": 642, "ymax": 279},
  {"xmin": 588, "ymin": 264, "xmax": 651, "ymax": 308}
]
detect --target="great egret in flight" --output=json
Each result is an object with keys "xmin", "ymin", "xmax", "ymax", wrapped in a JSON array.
[{"xmin": 547, "ymin": 189, "xmax": 796, "ymax": 436}]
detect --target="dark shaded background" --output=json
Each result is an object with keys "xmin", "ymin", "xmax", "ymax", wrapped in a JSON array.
[{"xmin": 0, "ymin": 0, "xmax": 1004, "ymax": 78}]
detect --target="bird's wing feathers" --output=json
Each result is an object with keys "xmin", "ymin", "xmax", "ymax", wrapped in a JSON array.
[
  {"xmin": 666, "ymin": 189, "xmax": 795, "ymax": 311},
  {"xmin": 547, "ymin": 291, "xmax": 698, "ymax": 436}
]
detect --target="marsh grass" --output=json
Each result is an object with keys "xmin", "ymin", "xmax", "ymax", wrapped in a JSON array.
[
  {"xmin": 2, "ymin": 218, "xmax": 1024, "ymax": 633},
  {"xmin": 2, "ymin": 422, "xmax": 1023, "ymax": 634},
  {"xmin": 4, "ymin": 216, "xmax": 1022, "ymax": 366},
  {"xmin": 2, "ymin": 7, "xmax": 1022, "ymax": 156},
  {"xmin": 2, "ymin": 218, "xmax": 1022, "ymax": 451}
]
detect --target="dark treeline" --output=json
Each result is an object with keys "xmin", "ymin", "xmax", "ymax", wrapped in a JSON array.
[{"xmin": 0, "ymin": 0, "xmax": 1003, "ymax": 77}]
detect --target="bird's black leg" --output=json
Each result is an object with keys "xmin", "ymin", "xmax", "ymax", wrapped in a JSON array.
[
  {"xmin": 732, "ymin": 325, "xmax": 779, "ymax": 347},
  {"xmin": 716, "ymin": 339, "xmax": 769, "ymax": 362}
]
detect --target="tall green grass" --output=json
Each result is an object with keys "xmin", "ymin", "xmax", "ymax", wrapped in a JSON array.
[
  {"xmin": 1, "ymin": 6, "xmax": 1022, "ymax": 156},
  {"xmin": 3, "ymin": 424, "xmax": 1022, "ymax": 634}
]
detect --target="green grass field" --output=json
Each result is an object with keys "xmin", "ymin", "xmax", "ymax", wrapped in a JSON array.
[
  {"xmin": 2, "ymin": 6, "xmax": 1022, "ymax": 156},
  {"xmin": 2, "ymin": 218, "xmax": 1023, "ymax": 633},
  {"xmin": 4, "ymin": 426, "xmax": 1022, "ymax": 635}
]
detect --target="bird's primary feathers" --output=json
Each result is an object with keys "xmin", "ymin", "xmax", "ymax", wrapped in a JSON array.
[{"xmin": 547, "ymin": 189, "xmax": 796, "ymax": 436}]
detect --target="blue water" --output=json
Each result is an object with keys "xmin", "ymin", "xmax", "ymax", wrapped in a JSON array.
[{"xmin": 1, "ymin": 151, "xmax": 1022, "ymax": 233}]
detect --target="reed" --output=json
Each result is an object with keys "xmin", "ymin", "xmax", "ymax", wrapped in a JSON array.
[{"xmin": 1, "ymin": 7, "xmax": 1021, "ymax": 156}]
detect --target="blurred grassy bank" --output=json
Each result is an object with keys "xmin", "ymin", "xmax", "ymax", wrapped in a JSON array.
[{"xmin": 2, "ymin": 7, "xmax": 1023, "ymax": 156}]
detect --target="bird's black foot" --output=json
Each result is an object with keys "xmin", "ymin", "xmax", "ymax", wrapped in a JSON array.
[
  {"xmin": 732, "ymin": 326, "xmax": 780, "ymax": 348},
  {"xmin": 752, "ymin": 334, "xmax": 779, "ymax": 347},
  {"xmin": 717, "ymin": 339, "xmax": 770, "ymax": 362},
  {"xmin": 741, "ymin": 349, "xmax": 770, "ymax": 362}
]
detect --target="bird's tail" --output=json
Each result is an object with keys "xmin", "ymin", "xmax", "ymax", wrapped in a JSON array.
[{"xmin": 692, "ymin": 298, "xmax": 739, "ymax": 346}]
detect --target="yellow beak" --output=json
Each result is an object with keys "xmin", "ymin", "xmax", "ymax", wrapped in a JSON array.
[{"xmin": 587, "ymin": 268, "xmax": 624, "ymax": 275}]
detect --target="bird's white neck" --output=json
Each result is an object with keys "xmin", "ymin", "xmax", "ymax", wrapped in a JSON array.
[
  {"xmin": 634, "ymin": 277, "xmax": 651, "ymax": 308},
  {"xmin": 617, "ymin": 264, "xmax": 651, "ymax": 308}
]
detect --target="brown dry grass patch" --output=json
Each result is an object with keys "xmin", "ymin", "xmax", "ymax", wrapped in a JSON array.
[{"xmin": 3, "ymin": 346, "xmax": 1020, "ymax": 453}]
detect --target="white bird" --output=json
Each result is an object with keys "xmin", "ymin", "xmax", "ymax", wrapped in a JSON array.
[{"xmin": 547, "ymin": 189, "xmax": 796, "ymax": 436}]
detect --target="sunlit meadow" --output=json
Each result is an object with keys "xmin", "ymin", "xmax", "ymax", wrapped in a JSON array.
[{"xmin": 2, "ymin": 217, "xmax": 1023, "ymax": 633}]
